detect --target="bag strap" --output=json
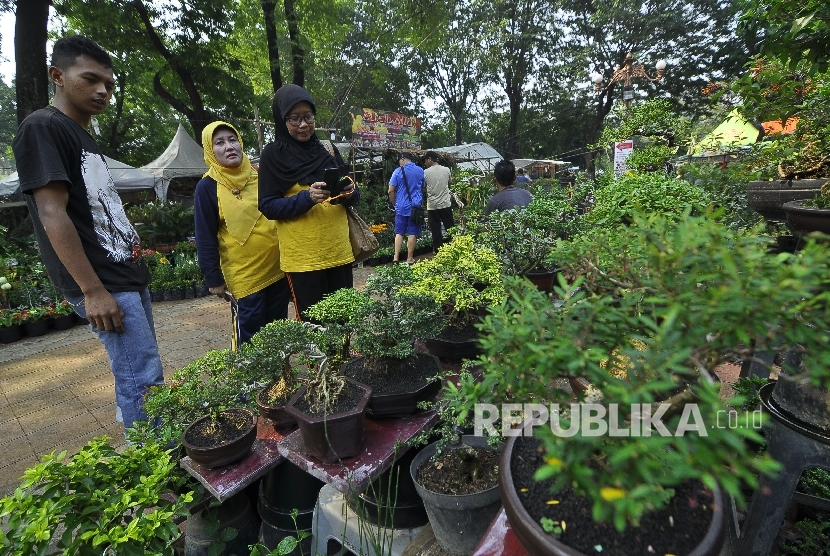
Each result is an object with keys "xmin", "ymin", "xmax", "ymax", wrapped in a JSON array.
[
  {"xmin": 400, "ymin": 165, "xmax": 415, "ymax": 205},
  {"xmin": 322, "ymin": 140, "xmax": 335, "ymax": 158}
]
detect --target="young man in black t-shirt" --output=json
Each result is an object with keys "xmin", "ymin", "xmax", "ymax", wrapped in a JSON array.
[{"xmin": 12, "ymin": 35, "xmax": 164, "ymax": 435}]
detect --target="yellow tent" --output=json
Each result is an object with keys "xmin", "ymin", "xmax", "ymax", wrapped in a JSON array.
[{"xmin": 692, "ymin": 109, "xmax": 761, "ymax": 155}]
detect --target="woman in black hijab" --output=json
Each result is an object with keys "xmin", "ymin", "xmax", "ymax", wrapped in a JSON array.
[{"xmin": 258, "ymin": 84, "xmax": 360, "ymax": 321}]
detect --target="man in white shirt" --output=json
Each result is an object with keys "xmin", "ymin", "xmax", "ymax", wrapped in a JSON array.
[{"xmin": 422, "ymin": 151, "xmax": 454, "ymax": 254}]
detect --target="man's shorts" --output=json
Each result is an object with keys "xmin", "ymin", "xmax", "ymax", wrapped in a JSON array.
[{"xmin": 394, "ymin": 213, "xmax": 422, "ymax": 236}]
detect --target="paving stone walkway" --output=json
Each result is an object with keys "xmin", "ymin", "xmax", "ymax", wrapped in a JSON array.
[{"xmin": 0, "ymin": 265, "xmax": 375, "ymax": 497}]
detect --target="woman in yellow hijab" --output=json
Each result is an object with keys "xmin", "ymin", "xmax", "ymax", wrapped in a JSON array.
[{"xmin": 194, "ymin": 121, "xmax": 288, "ymax": 348}]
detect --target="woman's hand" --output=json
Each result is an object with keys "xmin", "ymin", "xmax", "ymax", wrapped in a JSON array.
[
  {"xmin": 209, "ymin": 283, "xmax": 228, "ymax": 299},
  {"xmin": 309, "ymin": 182, "xmax": 331, "ymax": 204}
]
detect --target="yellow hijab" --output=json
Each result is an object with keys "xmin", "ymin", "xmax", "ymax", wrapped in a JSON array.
[{"xmin": 202, "ymin": 121, "xmax": 261, "ymax": 245}]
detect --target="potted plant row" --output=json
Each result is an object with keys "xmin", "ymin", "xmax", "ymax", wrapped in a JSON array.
[{"xmin": 446, "ymin": 211, "xmax": 830, "ymax": 556}]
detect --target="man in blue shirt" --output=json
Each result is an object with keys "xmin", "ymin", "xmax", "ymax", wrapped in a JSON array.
[
  {"xmin": 388, "ymin": 152, "xmax": 424, "ymax": 264},
  {"xmin": 516, "ymin": 167, "xmax": 532, "ymax": 184}
]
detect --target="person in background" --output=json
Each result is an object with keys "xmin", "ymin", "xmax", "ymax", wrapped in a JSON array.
[
  {"xmin": 11, "ymin": 35, "xmax": 163, "ymax": 434},
  {"xmin": 388, "ymin": 152, "xmax": 424, "ymax": 264},
  {"xmin": 484, "ymin": 159, "xmax": 533, "ymax": 216},
  {"xmin": 516, "ymin": 167, "xmax": 532, "ymax": 184},
  {"xmin": 257, "ymin": 84, "xmax": 360, "ymax": 321},
  {"xmin": 194, "ymin": 121, "xmax": 289, "ymax": 349},
  {"xmin": 422, "ymin": 150, "xmax": 454, "ymax": 254}
]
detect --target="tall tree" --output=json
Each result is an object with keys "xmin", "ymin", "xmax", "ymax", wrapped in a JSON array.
[
  {"xmin": 14, "ymin": 0, "xmax": 50, "ymax": 124},
  {"xmin": 480, "ymin": 0, "xmax": 559, "ymax": 159},
  {"xmin": 411, "ymin": 0, "xmax": 486, "ymax": 145},
  {"xmin": 554, "ymin": 0, "xmax": 748, "ymax": 174}
]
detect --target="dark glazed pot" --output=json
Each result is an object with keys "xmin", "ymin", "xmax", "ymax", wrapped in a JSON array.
[
  {"xmin": 770, "ymin": 377, "xmax": 830, "ymax": 433},
  {"xmin": 345, "ymin": 354, "xmax": 443, "ymax": 418},
  {"xmin": 499, "ymin": 434, "xmax": 727, "ymax": 556},
  {"xmin": 182, "ymin": 407, "xmax": 257, "ymax": 469},
  {"xmin": 424, "ymin": 335, "xmax": 484, "ymax": 363},
  {"xmin": 522, "ymin": 269, "xmax": 556, "ymax": 293},
  {"xmin": 411, "ymin": 436, "xmax": 502, "ymax": 556},
  {"xmin": 256, "ymin": 384, "xmax": 298, "ymax": 430},
  {"xmin": 783, "ymin": 200, "xmax": 830, "ymax": 236},
  {"xmin": 258, "ymin": 461, "xmax": 323, "ymax": 554},
  {"xmin": 284, "ymin": 378, "xmax": 371, "ymax": 464},
  {"xmin": 747, "ymin": 179, "xmax": 826, "ymax": 222}
]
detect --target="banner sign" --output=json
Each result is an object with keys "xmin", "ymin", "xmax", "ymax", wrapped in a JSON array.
[
  {"xmin": 350, "ymin": 108, "xmax": 421, "ymax": 149},
  {"xmin": 614, "ymin": 140, "xmax": 634, "ymax": 177}
]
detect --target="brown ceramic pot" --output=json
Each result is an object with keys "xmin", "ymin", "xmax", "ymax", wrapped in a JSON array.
[
  {"xmin": 182, "ymin": 407, "xmax": 257, "ymax": 469},
  {"xmin": 499, "ymin": 434, "xmax": 727, "ymax": 556},
  {"xmin": 284, "ymin": 378, "xmax": 371, "ymax": 464}
]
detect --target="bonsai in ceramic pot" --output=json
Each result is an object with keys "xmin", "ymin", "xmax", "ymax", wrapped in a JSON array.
[
  {"xmin": 450, "ymin": 212, "xmax": 830, "ymax": 555},
  {"xmin": 140, "ymin": 348, "xmax": 260, "ymax": 465},
  {"xmin": 400, "ymin": 235, "xmax": 505, "ymax": 361},
  {"xmin": 306, "ymin": 265, "xmax": 446, "ymax": 418},
  {"xmin": 783, "ymin": 180, "xmax": 830, "ymax": 236},
  {"xmin": 237, "ymin": 319, "xmax": 323, "ymax": 430}
]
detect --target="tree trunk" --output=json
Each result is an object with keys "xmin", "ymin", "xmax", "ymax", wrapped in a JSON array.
[
  {"xmin": 584, "ymin": 86, "xmax": 616, "ymax": 179},
  {"xmin": 260, "ymin": 0, "xmax": 282, "ymax": 94},
  {"xmin": 131, "ymin": 0, "xmax": 210, "ymax": 138},
  {"xmin": 14, "ymin": 0, "xmax": 50, "ymax": 124},
  {"xmin": 283, "ymin": 0, "xmax": 304, "ymax": 87},
  {"xmin": 505, "ymin": 84, "xmax": 522, "ymax": 159}
]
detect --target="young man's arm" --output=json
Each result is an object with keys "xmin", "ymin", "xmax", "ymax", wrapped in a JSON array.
[{"xmin": 32, "ymin": 182, "xmax": 124, "ymax": 333}]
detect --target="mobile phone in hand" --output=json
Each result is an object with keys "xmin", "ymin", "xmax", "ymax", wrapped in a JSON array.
[{"xmin": 323, "ymin": 167, "xmax": 348, "ymax": 196}]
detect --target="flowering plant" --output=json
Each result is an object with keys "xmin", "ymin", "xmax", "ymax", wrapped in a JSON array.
[
  {"xmin": 0, "ymin": 308, "xmax": 24, "ymax": 328},
  {"xmin": 52, "ymin": 300, "xmax": 75, "ymax": 317}
]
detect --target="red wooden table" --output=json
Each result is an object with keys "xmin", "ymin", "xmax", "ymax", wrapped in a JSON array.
[{"xmin": 277, "ymin": 410, "xmax": 438, "ymax": 492}]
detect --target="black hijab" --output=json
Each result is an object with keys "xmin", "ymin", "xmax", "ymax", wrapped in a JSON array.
[{"xmin": 259, "ymin": 84, "xmax": 338, "ymax": 196}]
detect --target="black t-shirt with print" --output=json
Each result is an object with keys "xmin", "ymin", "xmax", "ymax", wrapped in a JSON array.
[{"xmin": 12, "ymin": 106, "xmax": 150, "ymax": 297}]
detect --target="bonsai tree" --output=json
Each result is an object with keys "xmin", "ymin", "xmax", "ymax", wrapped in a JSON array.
[
  {"xmin": 451, "ymin": 212, "xmax": 830, "ymax": 532},
  {"xmin": 140, "ymin": 348, "xmax": 253, "ymax": 444},
  {"xmin": 474, "ymin": 204, "xmax": 561, "ymax": 276},
  {"xmin": 307, "ymin": 265, "xmax": 444, "ymax": 374},
  {"xmin": 401, "ymin": 235, "xmax": 505, "ymax": 327},
  {"xmin": 237, "ymin": 319, "xmax": 322, "ymax": 407}
]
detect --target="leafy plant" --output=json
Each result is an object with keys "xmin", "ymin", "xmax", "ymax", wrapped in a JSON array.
[
  {"xmin": 401, "ymin": 235, "xmax": 504, "ymax": 325},
  {"xmin": 475, "ymin": 207, "xmax": 559, "ymax": 275},
  {"xmin": 585, "ymin": 173, "xmax": 710, "ymax": 227},
  {"xmin": 127, "ymin": 200, "xmax": 195, "ymax": 248},
  {"xmin": 140, "ymin": 348, "xmax": 255, "ymax": 444},
  {"xmin": 798, "ymin": 468, "xmax": 830, "ymax": 500},
  {"xmin": 249, "ymin": 508, "xmax": 311, "ymax": 555},
  {"xmin": 0, "ymin": 437, "xmax": 193, "ymax": 555},
  {"xmin": 624, "ymin": 144, "xmax": 674, "ymax": 173},
  {"xmin": 308, "ymin": 265, "xmax": 444, "ymax": 373},
  {"xmin": 728, "ymin": 376, "xmax": 770, "ymax": 412},
  {"xmin": 238, "ymin": 320, "xmax": 322, "ymax": 406},
  {"xmin": 675, "ymin": 160, "xmax": 764, "ymax": 231},
  {"xmin": 451, "ymin": 211, "xmax": 830, "ymax": 531},
  {"xmin": 781, "ymin": 517, "xmax": 830, "ymax": 556},
  {"xmin": 804, "ymin": 180, "xmax": 830, "ymax": 209}
]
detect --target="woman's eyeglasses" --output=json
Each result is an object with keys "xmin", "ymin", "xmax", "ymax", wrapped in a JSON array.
[{"xmin": 286, "ymin": 113, "xmax": 316, "ymax": 126}]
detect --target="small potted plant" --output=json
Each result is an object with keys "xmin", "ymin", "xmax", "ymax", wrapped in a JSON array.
[
  {"xmin": 401, "ymin": 235, "xmax": 505, "ymax": 362},
  {"xmin": 238, "ymin": 319, "xmax": 322, "ymax": 430},
  {"xmin": 448, "ymin": 212, "xmax": 830, "ymax": 555},
  {"xmin": 307, "ymin": 265, "xmax": 445, "ymax": 418},
  {"xmin": 783, "ymin": 180, "xmax": 830, "ymax": 236},
  {"xmin": 50, "ymin": 299, "xmax": 76, "ymax": 330},
  {"xmin": 283, "ymin": 340, "xmax": 372, "ymax": 464},
  {"xmin": 142, "ymin": 349, "xmax": 259, "ymax": 468}
]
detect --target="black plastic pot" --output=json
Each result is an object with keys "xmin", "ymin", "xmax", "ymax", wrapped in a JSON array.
[
  {"xmin": 51, "ymin": 314, "xmax": 75, "ymax": 330},
  {"xmin": 349, "ymin": 444, "xmax": 429, "ymax": 529},
  {"xmin": 0, "ymin": 324, "xmax": 22, "ymax": 344},
  {"xmin": 770, "ymin": 376, "xmax": 830, "ymax": 433},
  {"xmin": 522, "ymin": 269, "xmax": 556, "ymax": 293},
  {"xmin": 195, "ymin": 284, "xmax": 210, "ymax": 298},
  {"xmin": 23, "ymin": 319, "xmax": 49, "ymax": 337},
  {"xmin": 424, "ymin": 335, "xmax": 484, "ymax": 363},
  {"xmin": 257, "ymin": 461, "xmax": 324, "ymax": 554},
  {"xmin": 185, "ymin": 492, "xmax": 261, "ymax": 556},
  {"xmin": 150, "ymin": 289, "xmax": 164, "ymax": 302},
  {"xmin": 344, "ymin": 354, "xmax": 443, "ymax": 418},
  {"xmin": 411, "ymin": 436, "xmax": 502, "ymax": 555},
  {"xmin": 184, "ymin": 284, "xmax": 196, "ymax": 299}
]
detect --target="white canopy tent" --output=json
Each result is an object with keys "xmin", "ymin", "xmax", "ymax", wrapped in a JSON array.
[
  {"xmin": 140, "ymin": 123, "xmax": 207, "ymax": 200},
  {"xmin": 432, "ymin": 143, "xmax": 503, "ymax": 172},
  {"xmin": 0, "ymin": 156, "xmax": 161, "ymax": 200}
]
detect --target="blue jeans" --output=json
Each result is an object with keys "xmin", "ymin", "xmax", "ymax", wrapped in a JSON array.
[{"xmin": 66, "ymin": 289, "xmax": 165, "ymax": 433}]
